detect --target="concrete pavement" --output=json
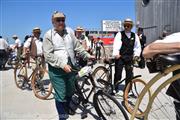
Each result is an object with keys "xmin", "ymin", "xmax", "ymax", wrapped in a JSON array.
[{"xmin": 0, "ymin": 64, "xmax": 176, "ymax": 120}]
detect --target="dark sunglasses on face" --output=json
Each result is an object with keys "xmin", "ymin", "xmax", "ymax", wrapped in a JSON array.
[
  {"xmin": 34, "ymin": 32, "xmax": 41, "ymax": 34},
  {"xmin": 124, "ymin": 25, "xmax": 131, "ymax": 28},
  {"xmin": 56, "ymin": 19, "xmax": 65, "ymax": 22}
]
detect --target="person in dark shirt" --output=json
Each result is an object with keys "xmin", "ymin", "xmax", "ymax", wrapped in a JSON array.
[
  {"xmin": 137, "ymin": 27, "xmax": 146, "ymax": 68},
  {"xmin": 95, "ymin": 37, "xmax": 103, "ymax": 60},
  {"xmin": 112, "ymin": 18, "xmax": 141, "ymax": 93}
]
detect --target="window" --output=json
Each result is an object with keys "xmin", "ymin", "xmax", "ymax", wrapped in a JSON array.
[{"xmin": 142, "ymin": 0, "xmax": 150, "ymax": 7}]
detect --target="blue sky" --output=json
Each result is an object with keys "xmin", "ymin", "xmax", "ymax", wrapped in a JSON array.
[{"xmin": 1, "ymin": 0, "xmax": 135, "ymax": 44}]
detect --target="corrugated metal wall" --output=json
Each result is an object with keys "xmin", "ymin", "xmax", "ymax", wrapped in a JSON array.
[{"xmin": 136, "ymin": 0, "xmax": 180, "ymax": 44}]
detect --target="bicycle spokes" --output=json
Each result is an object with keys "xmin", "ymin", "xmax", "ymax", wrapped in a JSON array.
[
  {"xmin": 147, "ymin": 85, "xmax": 176, "ymax": 120},
  {"xmin": 31, "ymin": 70, "xmax": 52, "ymax": 100},
  {"xmin": 96, "ymin": 92, "xmax": 128, "ymax": 120}
]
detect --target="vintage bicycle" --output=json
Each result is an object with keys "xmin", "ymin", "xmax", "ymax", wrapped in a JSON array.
[
  {"xmin": 131, "ymin": 54, "xmax": 180, "ymax": 120},
  {"xmin": 14, "ymin": 55, "xmax": 52, "ymax": 100},
  {"xmin": 71, "ymin": 60, "xmax": 129, "ymax": 120},
  {"xmin": 92, "ymin": 57, "xmax": 151, "ymax": 117}
]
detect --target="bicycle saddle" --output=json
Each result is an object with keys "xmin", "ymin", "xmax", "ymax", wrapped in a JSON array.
[{"xmin": 159, "ymin": 54, "xmax": 180, "ymax": 65}]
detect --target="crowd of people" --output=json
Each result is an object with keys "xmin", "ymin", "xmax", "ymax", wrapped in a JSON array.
[{"xmin": 1, "ymin": 10, "xmax": 180, "ymax": 120}]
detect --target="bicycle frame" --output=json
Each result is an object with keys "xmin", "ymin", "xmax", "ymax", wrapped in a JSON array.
[
  {"xmin": 75, "ymin": 72, "xmax": 99, "ymax": 105},
  {"xmin": 22, "ymin": 60, "xmax": 40, "ymax": 81},
  {"xmin": 97, "ymin": 60, "xmax": 141, "ymax": 91},
  {"xmin": 14, "ymin": 56, "xmax": 44, "ymax": 87},
  {"xmin": 130, "ymin": 64, "xmax": 180, "ymax": 120}
]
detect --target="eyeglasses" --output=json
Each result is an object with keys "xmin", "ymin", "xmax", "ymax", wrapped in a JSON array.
[
  {"xmin": 34, "ymin": 32, "xmax": 41, "ymax": 34},
  {"xmin": 56, "ymin": 19, "xmax": 65, "ymax": 23},
  {"xmin": 124, "ymin": 25, "xmax": 131, "ymax": 28}
]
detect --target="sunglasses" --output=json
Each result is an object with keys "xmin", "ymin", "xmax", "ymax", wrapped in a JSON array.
[
  {"xmin": 124, "ymin": 25, "xmax": 131, "ymax": 28},
  {"xmin": 56, "ymin": 19, "xmax": 65, "ymax": 22},
  {"xmin": 34, "ymin": 32, "xmax": 41, "ymax": 34},
  {"xmin": 124, "ymin": 25, "xmax": 132, "ymax": 28}
]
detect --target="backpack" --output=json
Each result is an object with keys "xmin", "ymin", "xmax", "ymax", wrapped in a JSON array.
[{"xmin": 29, "ymin": 37, "xmax": 37, "ymax": 59}]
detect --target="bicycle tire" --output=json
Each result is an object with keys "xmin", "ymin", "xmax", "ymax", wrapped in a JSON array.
[
  {"xmin": 144, "ymin": 74, "xmax": 180, "ymax": 120},
  {"xmin": 130, "ymin": 65, "xmax": 180, "ymax": 120},
  {"xmin": 31, "ymin": 67, "xmax": 53, "ymax": 100},
  {"xmin": 14, "ymin": 63, "xmax": 27, "ymax": 89},
  {"xmin": 93, "ymin": 90, "xmax": 129, "ymax": 120},
  {"xmin": 92, "ymin": 66, "xmax": 110, "ymax": 89},
  {"xmin": 123, "ymin": 78, "xmax": 151, "ymax": 118}
]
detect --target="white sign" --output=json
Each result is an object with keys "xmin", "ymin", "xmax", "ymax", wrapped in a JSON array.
[{"xmin": 102, "ymin": 20, "xmax": 122, "ymax": 32}]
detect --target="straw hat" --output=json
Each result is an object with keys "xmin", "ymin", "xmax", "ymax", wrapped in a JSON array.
[
  {"xmin": 123, "ymin": 18, "xmax": 134, "ymax": 26},
  {"xmin": 76, "ymin": 26, "xmax": 84, "ymax": 32},
  {"xmin": 52, "ymin": 11, "xmax": 66, "ymax": 19}
]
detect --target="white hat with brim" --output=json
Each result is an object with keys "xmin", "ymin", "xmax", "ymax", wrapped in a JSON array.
[
  {"xmin": 12, "ymin": 35, "xmax": 18, "ymax": 38},
  {"xmin": 123, "ymin": 18, "xmax": 134, "ymax": 26},
  {"xmin": 33, "ymin": 27, "xmax": 41, "ymax": 33}
]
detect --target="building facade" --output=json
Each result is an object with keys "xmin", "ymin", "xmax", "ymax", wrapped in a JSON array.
[{"xmin": 136, "ymin": 0, "xmax": 180, "ymax": 43}]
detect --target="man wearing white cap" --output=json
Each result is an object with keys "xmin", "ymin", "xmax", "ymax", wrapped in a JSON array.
[
  {"xmin": 12, "ymin": 35, "xmax": 22, "ymax": 60},
  {"xmin": 43, "ymin": 11, "xmax": 95, "ymax": 119},
  {"xmin": 112, "ymin": 18, "xmax": 141, "ymax": 93}
]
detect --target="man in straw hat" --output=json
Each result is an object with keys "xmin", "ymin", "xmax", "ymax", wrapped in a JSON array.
[
  {"xmin": 75, "ymin": 26, "xmax": 91, "ymax": 51},
  {"xmin": 23, "ymin": 27, "xmax": 43, "ymax": 59},
  {"xmin": 75, "ymin": 26, "xmax": 91, "ymax": 67},
  {"xmin": 112, "ymin": 18, "xmax": 141, "ymax": 94},
  {"xmin": 22, "ymin": 27, "xmax": 44, "ymax": 69},
  {"xmin": 43, "ymin": 11, "xmax": 95, "ymax": 119}
]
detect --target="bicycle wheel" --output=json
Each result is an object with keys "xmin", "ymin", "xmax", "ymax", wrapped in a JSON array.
[
  {"xmin": 123, "ymin": 78, "xmax": 151, "ymax": 118},
  {"xmin": 31, "ymin": 67, "xmax": 52, "ymax": 100},
  {"xmin": 93, "ymin": 90, "xmax": 129, "ymax": 120},
  {"xmin": 92, "ymin": 66, "xmax": 110, "ymax": 88},
  {"xmin": 14, "ymin": 63, "xmax": 28, "ymax": 89},
  {"xmin": 144, "ymin": 74, "xmax": 180, "ymax": 120}
]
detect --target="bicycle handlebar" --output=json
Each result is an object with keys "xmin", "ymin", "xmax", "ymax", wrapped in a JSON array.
[
  {"xmin": 72, "ymin": 60, "xmax": 97, "ymax": 78},
  {"xmin": 103, "ymin": 56, "xmax": 142, "ymax": 68}
]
